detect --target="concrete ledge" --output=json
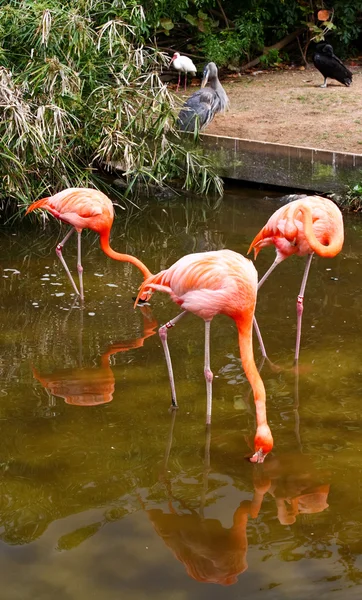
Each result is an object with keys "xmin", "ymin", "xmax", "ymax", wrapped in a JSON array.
[{"xmin": 200, "ymin": 133, "xmax": 362, "ymax": 192}]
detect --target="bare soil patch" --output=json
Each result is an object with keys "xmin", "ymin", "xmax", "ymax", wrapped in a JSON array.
[{"xmin": 193, "ymin": 65, "xmax": 362, "ymax": 153}]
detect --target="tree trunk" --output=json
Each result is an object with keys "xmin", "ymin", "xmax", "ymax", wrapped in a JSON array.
[{"xmin": 240, "ymin": 28, "xmax": 305, "ymax": 71}]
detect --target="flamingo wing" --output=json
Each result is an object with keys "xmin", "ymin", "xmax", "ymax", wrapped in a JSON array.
[
  {"xmin": 136, "ymin": 250, "xmax": 257, "ymax": 320},
  {"xmin": 26, "ymin": 188, "xmax": 114, "ymax": 230}
]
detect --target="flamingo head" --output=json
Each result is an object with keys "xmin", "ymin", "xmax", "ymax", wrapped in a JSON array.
[
  {"xmin": 134, "ymin": 289, "xmax": 153, "ymax": 306},
  {"xmin": 249, "ymin": 424, "xmax": 274, "ymax": 464},
  {"xmin": 170, "ymin": 52, "xmax": 180, "ymax": 63}
]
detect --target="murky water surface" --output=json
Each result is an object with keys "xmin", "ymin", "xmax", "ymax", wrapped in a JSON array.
[{"xmin": 1, "ymin": 188, "xmax": 362, "ymax": 599}]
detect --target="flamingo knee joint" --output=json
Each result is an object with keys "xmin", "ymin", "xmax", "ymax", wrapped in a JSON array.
[{"xmin": 204, "ymin": 367, "xmax": 213, "ymax": 383}]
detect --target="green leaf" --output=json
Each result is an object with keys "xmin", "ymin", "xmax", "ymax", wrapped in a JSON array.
[
  {"xmin": 310, "ymin": 25, "xmax": 323, "ymax": 34},
  {"xmin": 159, "ymin": 18, "xmax": 174, "ymax": 31},
  {"xmin": 185, "ymin": 14, "xmax": 197, "ymax": 27},
  {"xmin": 323, "ymin": 22, "xmax": 336, "ymax": 30}
]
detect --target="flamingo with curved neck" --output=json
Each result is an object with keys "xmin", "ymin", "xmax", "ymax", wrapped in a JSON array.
[
  {"xmin": 248, "ymin": 195, "xmax": 344, "ymax": 361},
  {"xmin": 26, "ymin": 187, "xmax": 152, "ymax": 300},
  {"xmin": 135, "ymin": 249, "xmax": 273, "ymax": 463}
]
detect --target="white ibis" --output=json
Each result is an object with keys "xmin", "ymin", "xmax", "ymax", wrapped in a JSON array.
[
  {"xmin": 170, "ymin": 52, "xmax": 197, "ymax": 92},
  {"xmin": 177, "ymin": 62, "xmax": 229, "ymax": 132},
  {"xmin": 313, "ymin": 43, "xmax": 352, "ymax": 88}
]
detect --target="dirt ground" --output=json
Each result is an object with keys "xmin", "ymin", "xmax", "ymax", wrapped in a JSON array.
[{"xmin": 190, "ymin": 65, "xmax": 362, "ymax": 153}]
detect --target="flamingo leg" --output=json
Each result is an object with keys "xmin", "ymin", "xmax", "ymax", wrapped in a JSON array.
[
  {"xmin": 253, "ymin": 256, "xmax": 282, "ymax": 354},
  {"xmin": 159, "ymin": 311, "xmax": 188, "ymax": 409},
  {"xmin": 184, "ymin": 72, "xmax": 187, "ymax": 91},
  {"xmin": 77, "ymin": 231, "xmax": 84, "ymax": 301},
  {"xmin": 55, "ymin": 228, "xmax": 81, "ymax": 297},
  {"xmin": 204, "ymin": 321, "xmax": 213, "ymax": 425},
  {"xmin": 257, "ymin": 256, "xmax": 283, "ymax": 290},
  {"xmin": 176, "ymin": 72, "xmax": 181, "ymax": 93},
  {"xmin": 253, "ymin": 316, "xmax": 267, "ymax": 358},
  {"xmin": 295, "ymin": 252, "xmax": 314, "ymax": 362}
]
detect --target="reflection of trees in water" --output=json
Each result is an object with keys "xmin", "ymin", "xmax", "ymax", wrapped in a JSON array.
[{"xmin": 123, "ymin": 195, "xmax": 226, "ymax": 273}]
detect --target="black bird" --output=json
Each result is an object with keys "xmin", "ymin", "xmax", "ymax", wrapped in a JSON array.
[
  {"xmin": 313, "ymin": 43, "xmax": 352, "ymax": 88},
  {"xmin": 177, "ymin": 62, "xmax": 229, "ymax": 132}
]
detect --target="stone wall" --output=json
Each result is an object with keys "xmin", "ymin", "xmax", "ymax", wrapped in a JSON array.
[{"xmin": 201, "ymin": 134, "xmax": 362, "ymax": 192}]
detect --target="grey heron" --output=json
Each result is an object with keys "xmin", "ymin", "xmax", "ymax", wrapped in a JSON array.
[{"xmin": 177, "ymin": 62, "xmax": 229, "ymax": 132}]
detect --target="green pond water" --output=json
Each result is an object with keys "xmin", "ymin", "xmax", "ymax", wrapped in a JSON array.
[{"xmin": 1, "ymin": 187, "xmax": 362, "ymax": 600}]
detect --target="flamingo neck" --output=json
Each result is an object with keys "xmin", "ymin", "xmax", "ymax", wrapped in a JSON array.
[
  {"xmin": 235, "ymin": 319, "xmax": 266, "ymax": 421},
  {"xmin": 296, "ymin": 205, "xmax": 343, "ymax": 258},
  {"xmin": 235, "ymin": 318, "xmax": 273, "ymax": 457},
  {"xmin": 99, "ymin": 231, "xmax": 152, "ymax": 280}
]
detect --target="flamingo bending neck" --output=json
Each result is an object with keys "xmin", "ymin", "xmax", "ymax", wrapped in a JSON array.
[
  {"xmin": 293, "ymin": 204, "xmax": 344, "ymax": 258},
  {"xmin": 235, "ymin": 318, "xmax": 273, "ymax": 462},
  {"xmin": 99, "ymin": 230, "xmax": 152, "ymax": 280}
]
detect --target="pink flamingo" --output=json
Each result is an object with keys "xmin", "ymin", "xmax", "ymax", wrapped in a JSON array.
[
  {"xmin": 26, "ymin": 188, "xmax": 151, "ymax": 300},
  {"xmin": 248, "ymin": 196, "xmax": 344, "ymax": 361},
  {"xmin": 135, "ymin": 249, "xmax": 273, "ymax": 463}
]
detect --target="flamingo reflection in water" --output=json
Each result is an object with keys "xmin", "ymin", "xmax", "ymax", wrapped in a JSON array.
[
  {"xmin": 140, "ymin": 416, "xmax": 330, "ymax": 585},
  {"xmin": 262, "ymin": 454, "xmax": 330, "ymax": 526},
  {"xmin": 32, "ymin": 306, "xmax": 157, "ymax": 407}
]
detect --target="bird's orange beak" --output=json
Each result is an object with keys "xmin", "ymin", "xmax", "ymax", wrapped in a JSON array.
[{"xmin": 134, "ymin": 289, "xmax": 152, "ymax": 309}]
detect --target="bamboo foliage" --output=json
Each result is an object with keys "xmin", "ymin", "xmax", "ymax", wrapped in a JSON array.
[{"xmin": 0, "ymin": 0, "xmax": 222, "ymax": 216}]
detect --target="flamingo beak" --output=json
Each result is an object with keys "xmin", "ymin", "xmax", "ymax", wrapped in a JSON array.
[
  {"xmin": 137, "ymin": 291, "xmax": 152, "ymax": 306},
  {"xmin": 133, "ymin": 288, "xmax": 153, "ymax": 308},
  {"xmin": 249, "ymin": 448, "xmax": 268, "ymax": 464}
]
